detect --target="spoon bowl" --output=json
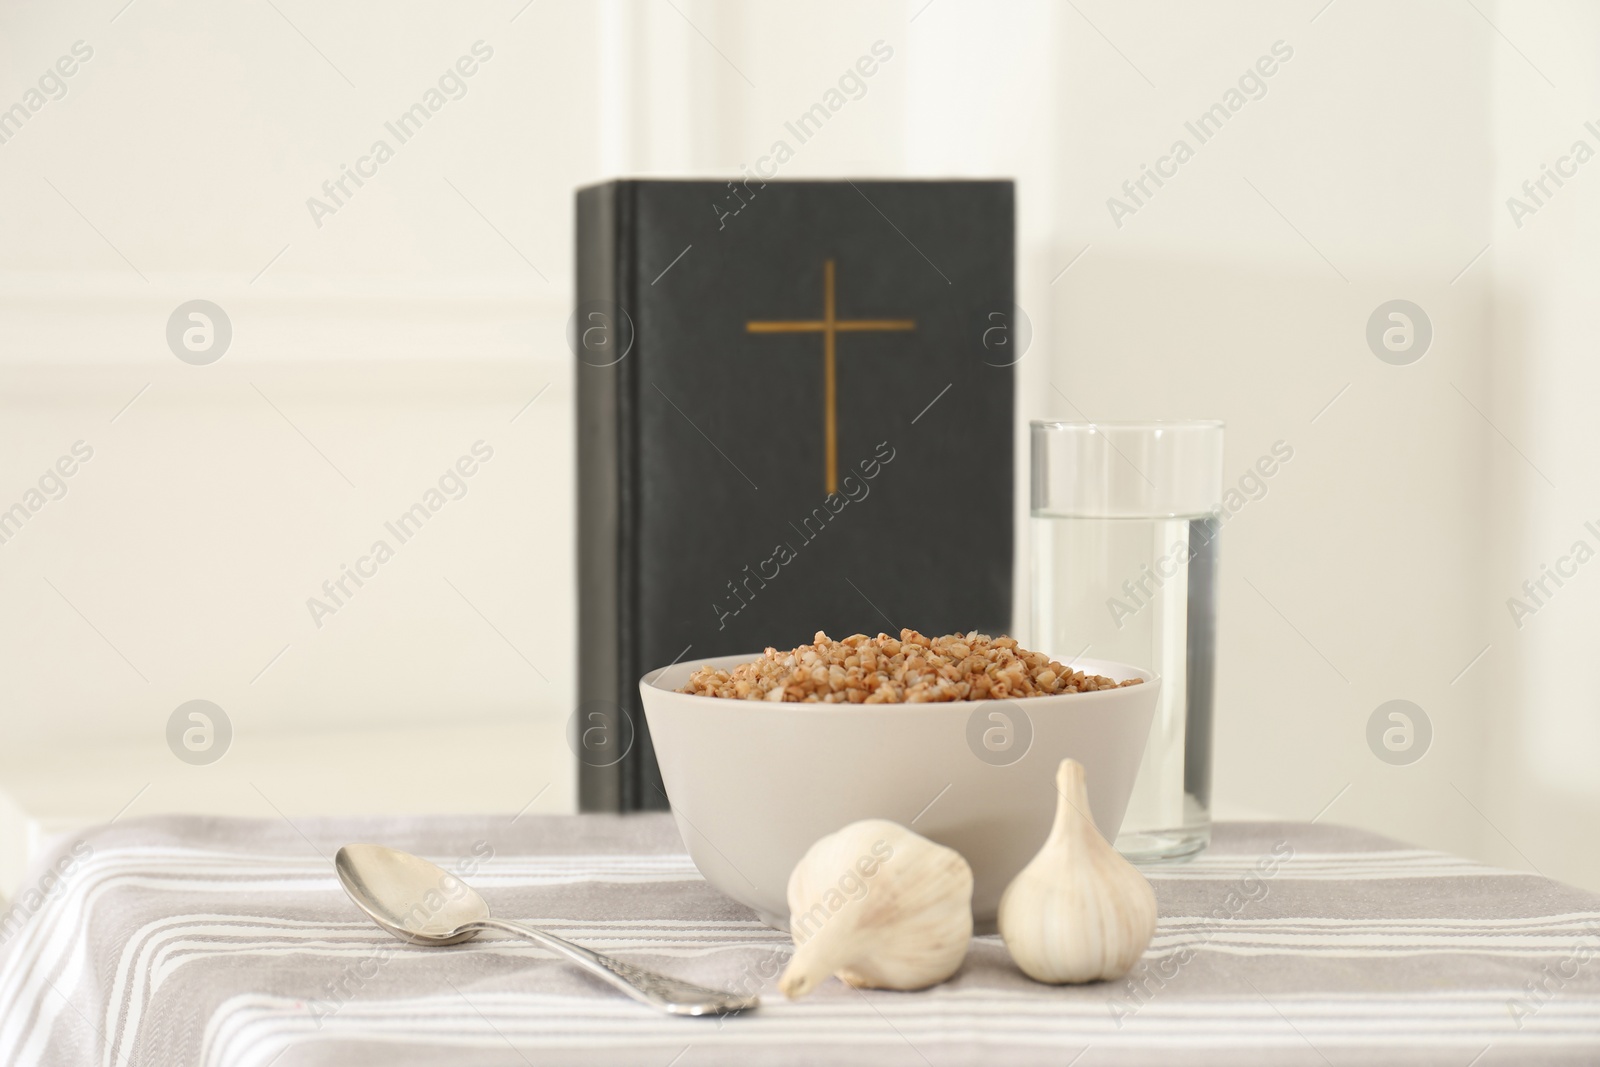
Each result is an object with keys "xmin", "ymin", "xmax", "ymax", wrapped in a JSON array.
[
  {"xmin": 334, "ymin": 843, "xmax": 759, "ymax": 1016},
  {"xmin": 335, "ymin": 844, "xmax": 487, "ymax": 945}
]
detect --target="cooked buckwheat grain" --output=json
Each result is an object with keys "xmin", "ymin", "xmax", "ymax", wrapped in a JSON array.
[{"xmin": 679, "ymin": 630, "xmax": 1143, "ymax": 704}]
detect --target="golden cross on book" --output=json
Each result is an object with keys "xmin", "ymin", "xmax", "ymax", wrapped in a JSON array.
[{"xmin": 746, "ymin": 259, "xmax": 915, "ymax": 494}]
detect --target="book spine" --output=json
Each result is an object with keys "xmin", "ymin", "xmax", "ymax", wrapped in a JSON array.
[
  {"xmin": 616, "ymin": 185, "xmax": 665, "ymax": 811},
  {"xmin": 575, "ymin": 181, "xmax": 631, "ymax": 811}
]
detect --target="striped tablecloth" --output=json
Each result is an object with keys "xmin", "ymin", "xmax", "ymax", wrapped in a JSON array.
[{"xmin": 1, "ymin": 814, "xmax": 1597, "ymax": 1066}]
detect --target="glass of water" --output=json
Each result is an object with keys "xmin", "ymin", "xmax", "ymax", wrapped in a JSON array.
[{"xmin": 1030, "ymin": 421, "xmax": 1224, "ymax": 863}]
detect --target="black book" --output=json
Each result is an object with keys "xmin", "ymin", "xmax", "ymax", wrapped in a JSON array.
[{"xmin": 575, "ymin": 179, "xmax": 1015, "ymax": 811}]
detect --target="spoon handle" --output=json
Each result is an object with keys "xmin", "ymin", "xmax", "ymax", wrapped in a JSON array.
[{"xmin": 467, "ymin": 917, "xmax": 758, "ymax": 1016}]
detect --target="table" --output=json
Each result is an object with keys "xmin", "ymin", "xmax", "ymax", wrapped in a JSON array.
[
  {"xmin": 0, "ymin": 721, "xmax": 572, "ymax": 901},
  {"xmin": 1, "ymin": 814, "xmax": 1597, "ymax": 1066}
]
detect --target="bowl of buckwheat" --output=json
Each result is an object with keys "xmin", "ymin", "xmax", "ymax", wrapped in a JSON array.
[{"xmin": 639, "ymin": 629, "xmax": 1160, "ymax": 930}]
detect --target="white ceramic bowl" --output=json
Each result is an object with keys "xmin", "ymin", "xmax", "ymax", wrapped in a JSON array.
[{"xmin": 640, "ymin": 654, "xmax": 1159, "ymax": 931}]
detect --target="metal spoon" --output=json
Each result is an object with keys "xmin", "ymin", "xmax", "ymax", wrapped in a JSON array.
[{"xmin": 334, "ymin": 843, "xmax": 759, "ymax": 1016}]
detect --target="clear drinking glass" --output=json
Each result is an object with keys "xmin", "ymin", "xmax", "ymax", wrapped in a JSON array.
[{"xmin": 1030, "ymin": 421, "xmax": 1224, "ymax": 863}]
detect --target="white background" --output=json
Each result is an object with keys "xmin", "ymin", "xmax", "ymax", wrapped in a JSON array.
[{"xmin": 0, "ymin": 0, "xmax": 1596, "ymax": 892}]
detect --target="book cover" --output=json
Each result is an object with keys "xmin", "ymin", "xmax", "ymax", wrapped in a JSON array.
[{"xmin": 576, "ymin": 179, "xmax": 1015, "ymax": 811}]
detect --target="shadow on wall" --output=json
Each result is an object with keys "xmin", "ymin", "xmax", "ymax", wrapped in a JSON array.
[{"xmin": 1038, "ymin": 249, "xmax": 1499, "ymax": 873}]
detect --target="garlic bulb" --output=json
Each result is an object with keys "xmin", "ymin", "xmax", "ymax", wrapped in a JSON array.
[
  {"xmin": 778, "ymin": 819, "xmax": 973, "ymax": 998},
  {"xmin": 998, "ymin": 759, "xmax": 1158, "ymax": 983}
]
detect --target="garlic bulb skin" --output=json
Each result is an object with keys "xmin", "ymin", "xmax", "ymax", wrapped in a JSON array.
[
  {"xmin": 779, "ymin": 819, "xmax": 973, "ymax": 998},
  {"xmin": 998, "ymin": 759, "xmax": 1158, "ymax": 984}
]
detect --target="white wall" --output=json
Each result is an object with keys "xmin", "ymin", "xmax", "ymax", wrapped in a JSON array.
[
  {"xmin": 1026, "ymin": 0, "xmax": 1501, "ymax": 861},
  {"xmin": 0, "ymin": 0, "xmax": 1592, "ymax": 888},
  {"xmin": 1481, "ymin": 0, "xmax": 1600, "ymax": 890},
  {"xmin": 0, "ymin": 0, "xmax": 595, "ymax": 829}
]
